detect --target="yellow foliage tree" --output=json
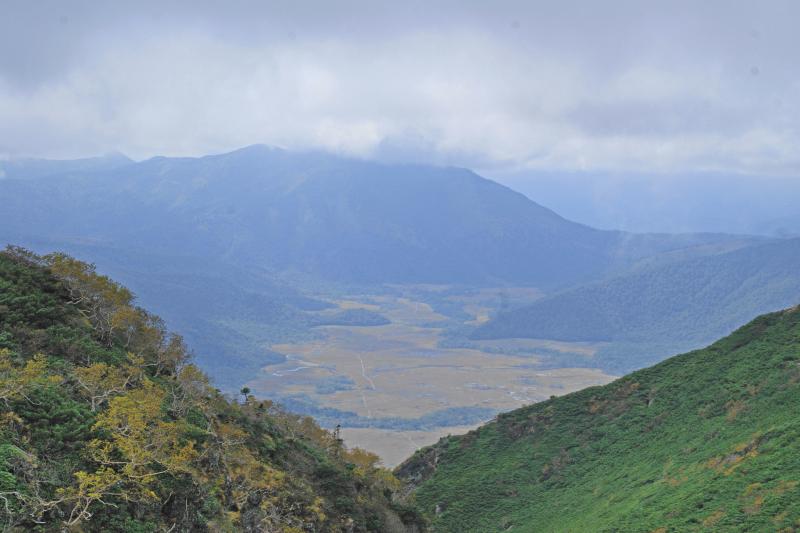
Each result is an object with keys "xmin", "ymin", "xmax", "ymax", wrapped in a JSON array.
[
  {"xmin": 89, "ymin": 380, "xmax": 197, "ymax": 481},
  {"xmin": 55, "ymin": 381, "xmax": 199, "ymax": 528},
  {"xmin": 57, "ymin": 467, "xmax": 125, "ymax": 527},
  {"xmin": 0, "ymin": 349, "xmax": 62, "ymax": 405},
  {"xmin": 46, "ymin": 253, "xmax": 134, "ymax": 343},
  {"xmin": 74, "ymin": 361, "xmax": 133, "ymax": 411}
]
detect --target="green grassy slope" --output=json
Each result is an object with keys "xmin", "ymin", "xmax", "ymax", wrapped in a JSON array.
[{"xmin": 398, "ymin": 305, "xmax": 800, "ymax": 532}]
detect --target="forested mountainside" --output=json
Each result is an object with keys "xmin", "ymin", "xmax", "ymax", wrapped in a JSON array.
[
  {"xmin": 0, "ymin": 146, "xmax": 750, "ymax": 288},
  {"xmin": 399, "ymin": 305, "xmax": 800, "ymax": 531},
  {"xmin": 0, "ymin": 247, "xmax": 424, "ymax": 532},
  {"xmin": 474, "ymin": 237, "xmax": 800, "ymax": 371}
]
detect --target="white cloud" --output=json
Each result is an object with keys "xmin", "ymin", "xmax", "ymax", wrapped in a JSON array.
[{"xmin": 0, "ymin": 0, "xmax": 799, "ymax": 176}]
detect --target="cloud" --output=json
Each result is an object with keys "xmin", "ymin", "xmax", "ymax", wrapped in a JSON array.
[{"xmin": 1, "ymin": 0, "xmax": 799, "ymax": 176}]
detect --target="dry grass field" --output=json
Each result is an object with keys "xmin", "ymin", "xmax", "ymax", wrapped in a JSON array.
[
  {"xmin": 245, "ymin": 288, "xmax": 616, "ymax": 465},
  {"xmin": 340, "ymin": 426, "xmax": 480, "ymax": 467}
]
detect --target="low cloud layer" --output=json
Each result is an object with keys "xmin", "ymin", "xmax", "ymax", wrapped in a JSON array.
[{"xmin": 2, "ymin": 0, "xmax": 799, "ymax": 175}]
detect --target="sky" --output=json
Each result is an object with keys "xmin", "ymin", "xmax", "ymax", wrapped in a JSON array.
[{"xmin": 1, "ymin": 0, "xmax": 799, "ymax": 177}]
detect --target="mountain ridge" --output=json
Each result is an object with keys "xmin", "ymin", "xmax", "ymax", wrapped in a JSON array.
[
  {"xmin": 473, "ymin": 237, "xmax": 800, "ymax": 373},
  {"xmin": 0, "ymin": 146, "xmax": 754, "ymax": 287}
]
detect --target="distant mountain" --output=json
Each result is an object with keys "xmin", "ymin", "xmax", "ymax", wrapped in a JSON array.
[
  {"xmin": 473, "ymin": 238, "xmax": 800, "ymax": 372},
  {"xmin": 0, "ymin": 145, "xmax": 750, "ymax": 288},
  {"xmin": 399, "ymin": 305, "xmax": 800, "ymax": 531},
  {"xmin": 498, "ymin": 170, "xmax": 800, "ymax": 235},
  {"xmin": 0, "ymin": 146, "xmax": 760, "ymax": 387},
  {"xmin": 755, "ymin": 213, "xmax": 800, "ymax": 238}
]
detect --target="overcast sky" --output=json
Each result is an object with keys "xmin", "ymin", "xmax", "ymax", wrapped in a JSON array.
[{"xmin": 1, "ymin": 0, "xmax": 799, "ymax": 176}]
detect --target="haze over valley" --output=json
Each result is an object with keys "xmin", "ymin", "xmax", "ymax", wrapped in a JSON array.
[
  {"xmin": 2, "ymin": 2, "xmax": 800, "ymax": 531},
  {"xmin": 2, "ymin": 147, "xmax": 798, "ymax": 462}
]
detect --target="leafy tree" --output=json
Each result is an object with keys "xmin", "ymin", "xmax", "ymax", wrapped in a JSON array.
[{"xmin": 74, "ymin": 360, "xmax": 135, "ymax": 411}]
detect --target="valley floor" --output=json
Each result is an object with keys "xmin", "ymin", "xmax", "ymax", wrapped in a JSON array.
[
  {"xmin": 242, "ymin": 288, "xmax": 616, "ymax": 464},
  {"xmin": 340, "ymin": 426, "xmax": 479, "ymax": 467}
]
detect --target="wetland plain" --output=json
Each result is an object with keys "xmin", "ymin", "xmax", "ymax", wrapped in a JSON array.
[{"xmin": 245, "ymin": 287, "xmax": 616, "ymax": 465}]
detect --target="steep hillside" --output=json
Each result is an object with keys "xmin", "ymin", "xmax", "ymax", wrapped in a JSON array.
[
  {"xmin": 399, "ymin": 305, "xmax": 800, "ymax": 531},
  {"xmin": 0, "ymin": 247, "xmax": 424, "ymax": 532},
  {"xmin": 474, "ymin": 238, "xmax": 800, "ymax": 372},
  {"xmin": 0, "ymin": 146, "xmax": 748, "ymax": 288}
]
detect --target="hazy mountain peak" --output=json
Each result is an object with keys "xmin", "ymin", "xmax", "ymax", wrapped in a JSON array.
[{"xmin": 0, "ymin": 147, "xmax": 757, "ymax": 287}]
